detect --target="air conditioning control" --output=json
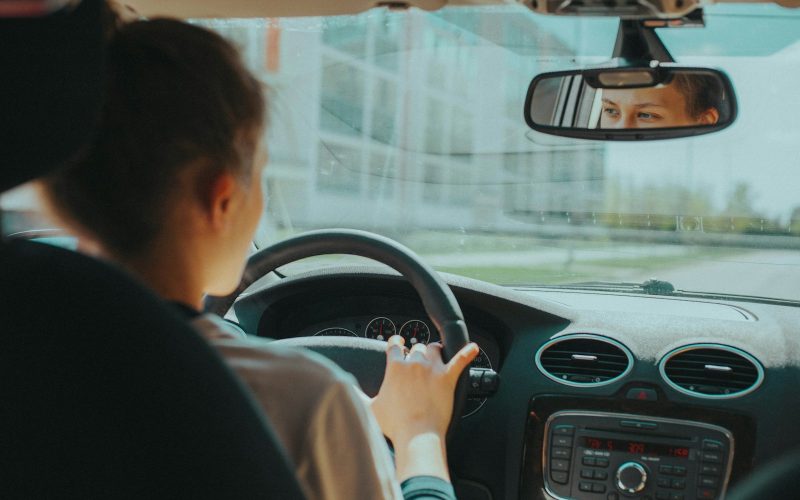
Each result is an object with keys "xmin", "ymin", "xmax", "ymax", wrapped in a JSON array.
[{"xmin": 616, "ymin": 462, "xmax": 647, "ymax": 494}]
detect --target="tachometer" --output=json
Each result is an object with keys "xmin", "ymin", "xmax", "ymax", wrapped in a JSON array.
[
  {"xmin": 365, "ymin": 317, "xmax": 396, "ymax": 341},
  {"xmin": 470, "ymin": 347, "xmax": 492, "ymax": 370},
  {"xmin": 313, "ymin": 327, "xmax": 358, "ymax": 337},
  {"xmin": 399, "ymin": 320, "xmax": 430, "ymax": 347},
  {"xmin": 463, "ymin": 347, "xmax": 492, "ymax": 418}
]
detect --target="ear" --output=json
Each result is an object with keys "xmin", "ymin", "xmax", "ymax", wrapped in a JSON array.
[
  {"xmin": 698, "ymin": 107, "xmax": 720, "ymax": 125},
  {"xmin": 206, "ymin": 171, "xmax": 238, "ymax": 230}
]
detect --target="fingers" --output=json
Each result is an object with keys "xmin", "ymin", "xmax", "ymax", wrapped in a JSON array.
[
  {"xmin": 406, "ymin": 342, "xmax": 428, "ymax": 362},
  {"xmin": 423, "ymin": 342, "xmax": 444, "ymax": 364},
  {"xmin": 386, "ymin": 336, "xmax": 479, "ymax": 376},
  {"xmin": 386, "ymin": 335, "xmax": 407, "ymax": 362},
  {"xmin": 446, "ymin": 342, "xmax": 479, "ymax": 378}
]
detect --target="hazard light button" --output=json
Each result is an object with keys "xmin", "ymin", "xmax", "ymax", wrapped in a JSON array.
[{"xmin": 625, "ymin": 387, "xmax": 658, "ymax": 401}]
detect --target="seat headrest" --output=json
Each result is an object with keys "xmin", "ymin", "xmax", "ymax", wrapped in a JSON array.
[{"xmin": 0, "ymin": 0, "xmax": 105, "ymax": 193}]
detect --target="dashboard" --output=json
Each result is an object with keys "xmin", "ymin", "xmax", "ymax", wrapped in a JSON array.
[{"xmin": 231, "ymin": 265, "xmax": 800, "ymax": 500}]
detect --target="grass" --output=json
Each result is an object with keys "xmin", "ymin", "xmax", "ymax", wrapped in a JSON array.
[{"xmin": 435, "ymin": 250, "xmax": 739, "ymax": 286}]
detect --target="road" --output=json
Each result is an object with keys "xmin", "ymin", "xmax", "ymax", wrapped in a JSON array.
[
  {"xmin": 424, "ymin": 248, "xmax": 800, "ymax": 301},
  {"xmin": 628, "ymin": 251, "xmax": 800, "ymax": 300}
]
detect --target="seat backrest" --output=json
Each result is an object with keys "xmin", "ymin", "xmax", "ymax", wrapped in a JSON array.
[
  {"xmin": 0, "ymin": 1, "xmax": 306, "ymax": 497},
  {"xmin": 0, "ymin": 239, "xmax": 306, "ymax": 498}
]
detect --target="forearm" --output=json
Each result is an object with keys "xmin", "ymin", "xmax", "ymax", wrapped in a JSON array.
[{"xmin": 392, "ymin": 431, "xmax": 450, "ymax": 483}]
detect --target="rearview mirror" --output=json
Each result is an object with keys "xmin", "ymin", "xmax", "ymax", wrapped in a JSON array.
[{"xmin": 524, "ymin": 67, "xmax": 737, "ymax": 140}]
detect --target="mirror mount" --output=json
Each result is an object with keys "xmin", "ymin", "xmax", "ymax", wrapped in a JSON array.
[
  {"xmin": 611, "ymin": 10, "xmax": 704, "ymax": 65},
  {"xmin": 612, "ymin": 19, "xmax": 675, "ymax": 64}
]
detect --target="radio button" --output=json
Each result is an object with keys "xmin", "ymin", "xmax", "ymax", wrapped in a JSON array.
[
  {"xmin": 551, "ymin": 459, "xmax": 570, "ymax": 472},
  {"xmin": 658, "ymin": 465, "xmax": 673, "ymax": 475},
  {"xmin": 595, "ymin": 471, "xmax": 608, "ymax": 480},
  {"xmin": 553, "ymin": 435, "xmax": 573, "ymax": 447},
  {"xmin": 700, "ymin": 464, "xmax": 720, "ymax": 475},
  {"xmin": 656, "ymin": 491, "xmax": 670, "ymax": 500},
  {"xmin": 657, "ymin": 477, "xmax": 670, "ymax": 488},
  {"xmin": 592, "ymin": 483, "xmax": 606, "ymax": 493},
  {"xmin": 550, "ymin": 470, "xmax": 569, "ymax": 484},
  {"xmin": 553, "ymin": 425, "xmax": 575, "ymax": 436},
  {"xmin": 552, "ymin": 446, "xmax": 571, "ymax": 459},
  {"xmin": 671, "ymin": 478, "xmax": 686, "ymax": 489},
  {"xmin": 625, "ymin": 387, "xmax": 658, "ymax": 401},
  {"xmin": 581, "ymin": 469, "xmax": 594, "ymax": 479},
  {"xmin": 672, "ymin": 466, "xmax": 687, "ymax": 476},
  {"xmin": 616, "ymin": 462, "xmax": 648, "ymax": 494},
  {"xmin": 583, "ymin": 456, "xmax": 597, "ymax": 466},
  {"xmin": 579, "ymin": 482, "xmax": 593, "ymax": 492},
  {"xmin": 596, "ymin": 457, "xmax": 610, "ymax": 467},
  {"xmin": 698, "ymin": 476, "xmax": 718, "ymax": 488},
  {"xmin": 701, "ymin": 452, "xmax": 722, "ymax": 464},
  {"xmin": 703, "ymin": 439, "xmax": 724, "ymax": 451},
  {"xmin": 670, "ymin": 494, "xmax": 685, "ymax": 500}
]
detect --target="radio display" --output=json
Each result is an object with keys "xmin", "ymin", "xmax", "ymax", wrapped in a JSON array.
[{"xmin": 583, "ymin": 437, "xmax": 690, "ymax": 459}]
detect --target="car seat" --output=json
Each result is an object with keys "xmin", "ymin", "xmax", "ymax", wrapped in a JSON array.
[{"xmin": 0, "ymin": 1, "xmax": 305, "ymax": 498}]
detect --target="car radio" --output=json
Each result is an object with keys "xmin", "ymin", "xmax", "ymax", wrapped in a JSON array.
[{"xmin": 542, "ymin": 411, "xmax": 733, "ymax": 500}]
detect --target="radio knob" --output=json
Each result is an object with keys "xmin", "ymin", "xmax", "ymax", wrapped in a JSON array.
[{"xmin": 616, "ymin": 462, "xmax": 648, "ymax": 494}]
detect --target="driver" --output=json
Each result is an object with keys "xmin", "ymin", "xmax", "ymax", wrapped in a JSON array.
[
  {"xmin": 599, "ymin": 73, "xmax": 722, "ymax": 129},
  {"xmin": 37, "ymin": 13, "xmax": 476, "ymax": 500}
]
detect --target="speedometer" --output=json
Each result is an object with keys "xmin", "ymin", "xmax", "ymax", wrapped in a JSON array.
[
  {"xmin": 365, "ymin": 317, "xmax": 396, "ymax": 341},
  {"xmin": 399, "ymin": 320, "xmax": 430, "ymax": 347}
]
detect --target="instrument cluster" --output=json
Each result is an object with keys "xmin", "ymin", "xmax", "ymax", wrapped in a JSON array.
[{"xmin": 308, "ymin": 315, "xmax": 497, "ymax": 416}]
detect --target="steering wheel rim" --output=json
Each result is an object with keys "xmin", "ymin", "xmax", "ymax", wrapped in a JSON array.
[{"xmin": 204, "ymin": 228, "xmax": 470, "ymax": 433}]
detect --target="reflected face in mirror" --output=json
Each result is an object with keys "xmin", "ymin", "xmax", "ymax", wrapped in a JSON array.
[{"xmin": 599, "ymin": 77, "xmax": 720, "ymax": 129}]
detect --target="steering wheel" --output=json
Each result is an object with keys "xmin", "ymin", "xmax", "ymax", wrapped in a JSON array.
[{"xmin": 204, "ymin": 228, "xmax": 470, "ymax": 434}]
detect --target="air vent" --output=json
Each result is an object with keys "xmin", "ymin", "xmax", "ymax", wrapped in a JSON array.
[
  {"xmin": 659, "ymin": 344, "xmax": 764, "ymax": 399},
  {"xmin": 535, "ymin": 334, "xmax": 633, "ymax": 387}
]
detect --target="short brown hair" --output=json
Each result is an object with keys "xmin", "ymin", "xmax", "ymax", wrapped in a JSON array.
[
  {"xmin": 43, "ymin": 18, "xmax": 266, "ymax": 257},
  {"xmin": 672, "ymin": 72, "xmax": 724, "ymax": 120}
]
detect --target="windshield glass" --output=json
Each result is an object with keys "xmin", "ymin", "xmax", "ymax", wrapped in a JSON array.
[{"xmin": 3, "ymin": 4, "xmax": 799, "ymax": 300}]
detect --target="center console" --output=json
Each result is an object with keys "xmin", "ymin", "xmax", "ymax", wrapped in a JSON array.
[{"xmin": 542, "ymin": 411, "xmax": 734, "ymax": 500}]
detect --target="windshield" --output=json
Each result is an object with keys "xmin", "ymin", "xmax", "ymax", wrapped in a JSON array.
[{"xmin": 3, "ymin": 4, "xmax": 799, "ymax": 300}]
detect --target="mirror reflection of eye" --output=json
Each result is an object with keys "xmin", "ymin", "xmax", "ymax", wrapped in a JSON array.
[
  {"xmin": 603, "ymin": 107, "xmax": 620, "ymax": 118},
  {"xmin": 637, "ymin": 111, "xmax": 662, "ymax": 121}
]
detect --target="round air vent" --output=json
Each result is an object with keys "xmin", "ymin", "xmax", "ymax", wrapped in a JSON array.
[
  {"xmin": 659, "ymin": 344, "xmax": 764, "ymax": 399},
  {"xmin": 535, "ymin": 334, "xmax": 633, "ymax": 387}
]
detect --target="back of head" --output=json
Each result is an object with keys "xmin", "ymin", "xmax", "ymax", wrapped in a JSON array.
[{"xmin": 42, "ymin": 18, "xmax": 266, "ymax": 258}]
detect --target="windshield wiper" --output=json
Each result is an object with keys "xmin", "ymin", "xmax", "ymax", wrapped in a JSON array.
[{"xmin": 517, "ymin": 280, "xmax": 800, "ymax": 307}]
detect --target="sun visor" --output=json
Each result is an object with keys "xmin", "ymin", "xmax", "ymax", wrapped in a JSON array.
[{"xmin": 0, "ymin": 0, "xmax": 105, "ymax": 192}]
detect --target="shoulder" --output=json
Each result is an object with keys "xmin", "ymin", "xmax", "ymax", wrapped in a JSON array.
[
  {"xmin": 191, "ymin": 314, "xmax": 352, "ymax": 387},
  {"xmin": 210, "ymin": 334, "xmax": 359, "ymax": 401}
]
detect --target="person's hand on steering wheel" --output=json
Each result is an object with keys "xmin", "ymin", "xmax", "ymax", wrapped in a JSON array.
[{"xmin": 371, "ymin": 335, "xmax": 479, "ymax": 482}]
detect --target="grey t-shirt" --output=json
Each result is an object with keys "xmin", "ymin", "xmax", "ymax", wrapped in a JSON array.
[{"xmin": 192, "ymin": 314, "xmax": 403, "ymax": 500}]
